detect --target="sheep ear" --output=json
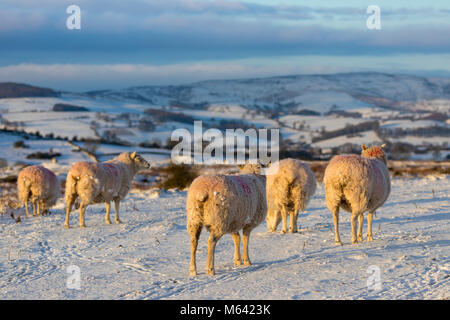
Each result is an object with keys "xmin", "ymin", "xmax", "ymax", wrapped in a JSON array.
[
  {"xmin": 130, "ymin": 151, "xmax": 137, "ymax": 159},
  {"xmin": 361, "ymin": 144, "xmax": 367, "ymax": 150},
  {"xmin": 381, "ymin": 144, "xmax": 386, "ymax": 149}
]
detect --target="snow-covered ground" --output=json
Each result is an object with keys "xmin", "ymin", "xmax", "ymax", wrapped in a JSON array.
[
  {"xmin": 0, "ymin": 133, "xmax": 171, "ymax": 172},
  {"xmin": 312, "ymin": 131, "xmax": 382, "ymax": 149},
  {"xmin": 0, "ymin": 175, "xmax": 448, "ymax": 300}
]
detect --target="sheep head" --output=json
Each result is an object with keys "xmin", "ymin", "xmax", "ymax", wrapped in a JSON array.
[
  {"xmin": 361, "ymin": 144, "xmax": 387, "ymax": 164},
  {"xmin": 129, "ymin": 151, "xmax": 151, "ymax": 171},
  {"xmin": 239, "ymin": 163, "xmax": 262, "ymax": 174}
]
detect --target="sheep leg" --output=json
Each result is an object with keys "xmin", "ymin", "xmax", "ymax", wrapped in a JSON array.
[
  {"xmin": 64, "ymin": 197, "xmax": 75, "ymax": 229},
  {"xmin": 79, "ymin": 203, "xmax": 87, "ymax": 228},
  {"xmin": 114, "ymin": 198, "xmax": 121, "ymax": 224},
  {"xmin": 41, "ymin": 202, "xmax": 47, "ymax": 215},
  {"xmin": 105, "ymin": 202, "xmax": 111, "ymax": 224},
  {"xmin": 332, "ymin": 207, "xmax": 342, "ymax": 245},
  {"xmin": 367, "ymin": 211, "xmax": 374, "ymax": 241},
  {"xmin": 242, "ymin": 227, "xmax": 252, "ymax": 266},
  {"xmin": 351, "ymin": 212, "xmax": 360, "ymax": 244},
  {"xmin": 206, "ymin": 233, "xmax": 221, "ymax": 276},
  {"xmin": 357, "ymin": 214, "xmax": 364, "ymax": 242},
  {"xmin": 32, "ymin": 199, "xmax": 37, "ymax": 216},
  {"xmin": 289, "ymin": 209, "xmax": 299, "ymax": 233},
  {"xmin": 232, "ymin": 233, "xmax": 242, "ymax": 266},
  {"xmin": 24, "ymin": 198, "xmax": 30, "ymax": 218},
  {"xmin": 39, "ymin": 201, "xmax": 44, "ymax": 216},
  {"xmin": 280, "ymin": 207, "xmax": 288, "ymax": 234},
  {"xmin": 189, "ymin": 225, "xmax": 202, "ymax": 276}
]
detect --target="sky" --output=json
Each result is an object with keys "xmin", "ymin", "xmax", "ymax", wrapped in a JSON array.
[{"xmin": 0, "ymin": 0, "xmax": 449, "ymax": 91}]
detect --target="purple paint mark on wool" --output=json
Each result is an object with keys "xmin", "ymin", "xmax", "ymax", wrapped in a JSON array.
[
  {"xmin": 103, "ymin": 163, "xmax": 119, "ymax": 177},
  {"xmin": 232, "ymin": 176, "xmax": 252, "ymax": 195},
  {"xmin": 371, "ymin": 161, "xmax": 382, "ymax": 180}
]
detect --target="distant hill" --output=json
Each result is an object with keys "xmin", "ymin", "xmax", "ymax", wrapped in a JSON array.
[
  {"xmin": 0, "ymin": 72, "xmax": 448, "ymax": 155},
  {"xmin": 85, "ymin": 72, "xmax": 450, "ymax": 113},
  {"xmin": 0, "ymin": 82, "xmax": 59, "ymax": 98}
]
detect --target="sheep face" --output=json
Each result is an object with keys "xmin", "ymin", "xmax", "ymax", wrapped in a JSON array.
[
  {"xmin": 266, "ymin": 209, "xmax": 281, "ymax": 232},
  {"xmin": 361, "ymin": 144, "xmax": 387, "ymax": 165},
  {"xmin": 129, "ymin": 151, "xmax": 151, "ymax": 171},
  {"xmin": 239, "ymin": 163, "xmax": 262, "ymax": 174}
]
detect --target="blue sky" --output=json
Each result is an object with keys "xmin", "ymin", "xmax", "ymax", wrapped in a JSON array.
[{"xmin": 0, "ymin": 0, "xmax": 449, "ymax": 90}]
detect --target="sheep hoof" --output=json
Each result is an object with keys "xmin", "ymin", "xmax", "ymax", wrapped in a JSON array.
[
  {"xmin": 244, "ymin": 260, "xmax": 252, "ymax": 266},
  {"xmin": 352, "ymin": 240, "xmax": 358, "ymax": 245},
  {"xmin": 357, "ymin": 236, "xmax": 363, "ymax": 242},
  {"xmin": 335, "ymin": 241, "xmax": 343, "ymax": 246},
  {"xmin": 234, "ymin": 259, "xmax": 243, "ymax": 266},
  {"xmin": 290, "ymin": 229, "xmax": 298, "ymax": 233},
  {"xmin": 189, "ymin": 270, "xmax": 197, "ymax": 277},
  {"xmin": 80, "ymin": 224, "xmax": 86, "ymax": 228},
  {"xmin": 207, "ymin": 268, "xmax": 215, "ymax": 276},
  {"xmin": 115, "ymin": 219, "xmax": 122, "ymax": 224},
  {"xmin": 281, "ymin": 230, "xmax": 287, "ymax": 234},
  {"xmin": 64, "ymin": 224, "xmax": 70, "ymax": 229},
  {"xmin": 105, "ymin": 220, "xmax": 111, "ymax": 225},
  {"xmin": 367, "ymin": 236, "xmax": 373, "ymax": 242}
]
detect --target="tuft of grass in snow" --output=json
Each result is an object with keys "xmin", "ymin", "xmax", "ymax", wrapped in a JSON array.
[{"xmin": 158, "ymin": 162, "xmax": 198, "ymax": 191}]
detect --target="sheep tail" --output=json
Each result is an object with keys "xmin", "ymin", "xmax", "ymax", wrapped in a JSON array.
[
  {"xmin": 196, "ymin": 190, "xmax": 209, "ymax": 218},
  {"xmin": 64, "ymin": 172, "xmax": 79, "ymax": 203},
  {"xmin": 196, "ymin": 190, "xmax": 208, "ymax": 203},
  {"xmin": 188, "ymin": 190, "xmax": 209, "ymax": 229},
  {"xmin": 17, "ymin": 176, "xmax": 32, "ymax": 203}
]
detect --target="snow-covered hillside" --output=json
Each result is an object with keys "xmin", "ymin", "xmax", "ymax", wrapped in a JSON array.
[
  {"xmin": 0, "ymin": 72, "xmax": 449, "ymax": 161},
  {"xmin": 86, "ymin": 72, "xmax": 450, "ymax": 109},
  {"xmin": 0, "ymin": 175, "xmax": 448, "ymax": 299}
]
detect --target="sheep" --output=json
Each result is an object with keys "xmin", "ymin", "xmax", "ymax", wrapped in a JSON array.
[
  {"xmin": 64, "ymin": 151, "xmax": 150, "ymax": 228},
  {"xmin": 265, "ymin": 158, "xmax": 317, "ymax": 233},
  {"xmin": 17, "ymin": 165, "xmax": 60, "ymax": 217},
  {"xmin": 186, "ymin": 163, "xmax": 266, "ymax": 276},
  {"xmin": 323, "ymin": 144, "xmax": 391, "ymax": 245}
]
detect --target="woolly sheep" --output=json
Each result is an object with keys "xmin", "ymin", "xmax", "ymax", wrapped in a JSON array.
[
  {"xmin": 323, "ymin": 144, "xmax": 391, "ymax": 245},
  {"xmin": 186, "ymin": 163, "xmax": 266, "ymax": 276},
  {"xmin": 265, "ymin": 158, "xmax": 317, "ymax": 233},
  {"xmin": 64, "ymin": 151, "xmax": 150, "ymax": 228},
  {"xmin": 17, "ymin": 165, "xmax": 60, "ymax": 217}
]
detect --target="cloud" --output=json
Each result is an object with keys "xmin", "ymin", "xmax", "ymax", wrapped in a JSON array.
[
  {"xmin": 2, "ymin": 1, "xmax": 449, "ymax": 32},
  {"xmin": 1, "ymin": 1, "xmax": 449, "ymax": 57},
  {"xmin": 0, "ymin": 10, "xmax": 47, "ymax": 31},
  {"xmin": 2, "ymin": 53, "xmax": 450, "ymax": 91},
  {"xmin": 0, "ymin": 61, "xmax": 352, "ymax": 90},
  {"xmin": 0, "ymin": 0, "xmax": 449, "ymax": 89}
]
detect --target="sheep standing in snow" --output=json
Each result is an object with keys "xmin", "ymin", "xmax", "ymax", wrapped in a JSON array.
[
  {"xmin": 64, "ymin": 152, "xmax": 150, "ymax": 228},
  {"xmin": 186, "ymin": 164, "xmax": 266, "ymax": 276},
  {"xmin": 265, "ymin": 159, "xmax": 316, "ymax": 233},
  {"xmin": 17, "ymin": 165, "xmax": 60, "ymax": 217},
  {"xmin": 323, "ymin": 144, "xmax": 390, "ymax": 245}
]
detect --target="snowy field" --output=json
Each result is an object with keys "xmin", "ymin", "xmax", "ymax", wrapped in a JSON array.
[{"xmin": 0, "ymin": 175, "xmax": 448, "ymax": 300}]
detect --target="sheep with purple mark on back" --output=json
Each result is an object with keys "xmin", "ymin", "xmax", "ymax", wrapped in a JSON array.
[
  {"xmin": 64, "ymin": 151, "xmax": 150, "ymax": 228},
  {"xmin": 186, "ymin": 163, "xmax": 266, "ymax": 276},
  {"xmin": 323, "ymin": 144, "xmax": 390, "ymax": 245},
  {"xmin": 17, "ymin": 165, "xmax": 60, "ymax": 217}
]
